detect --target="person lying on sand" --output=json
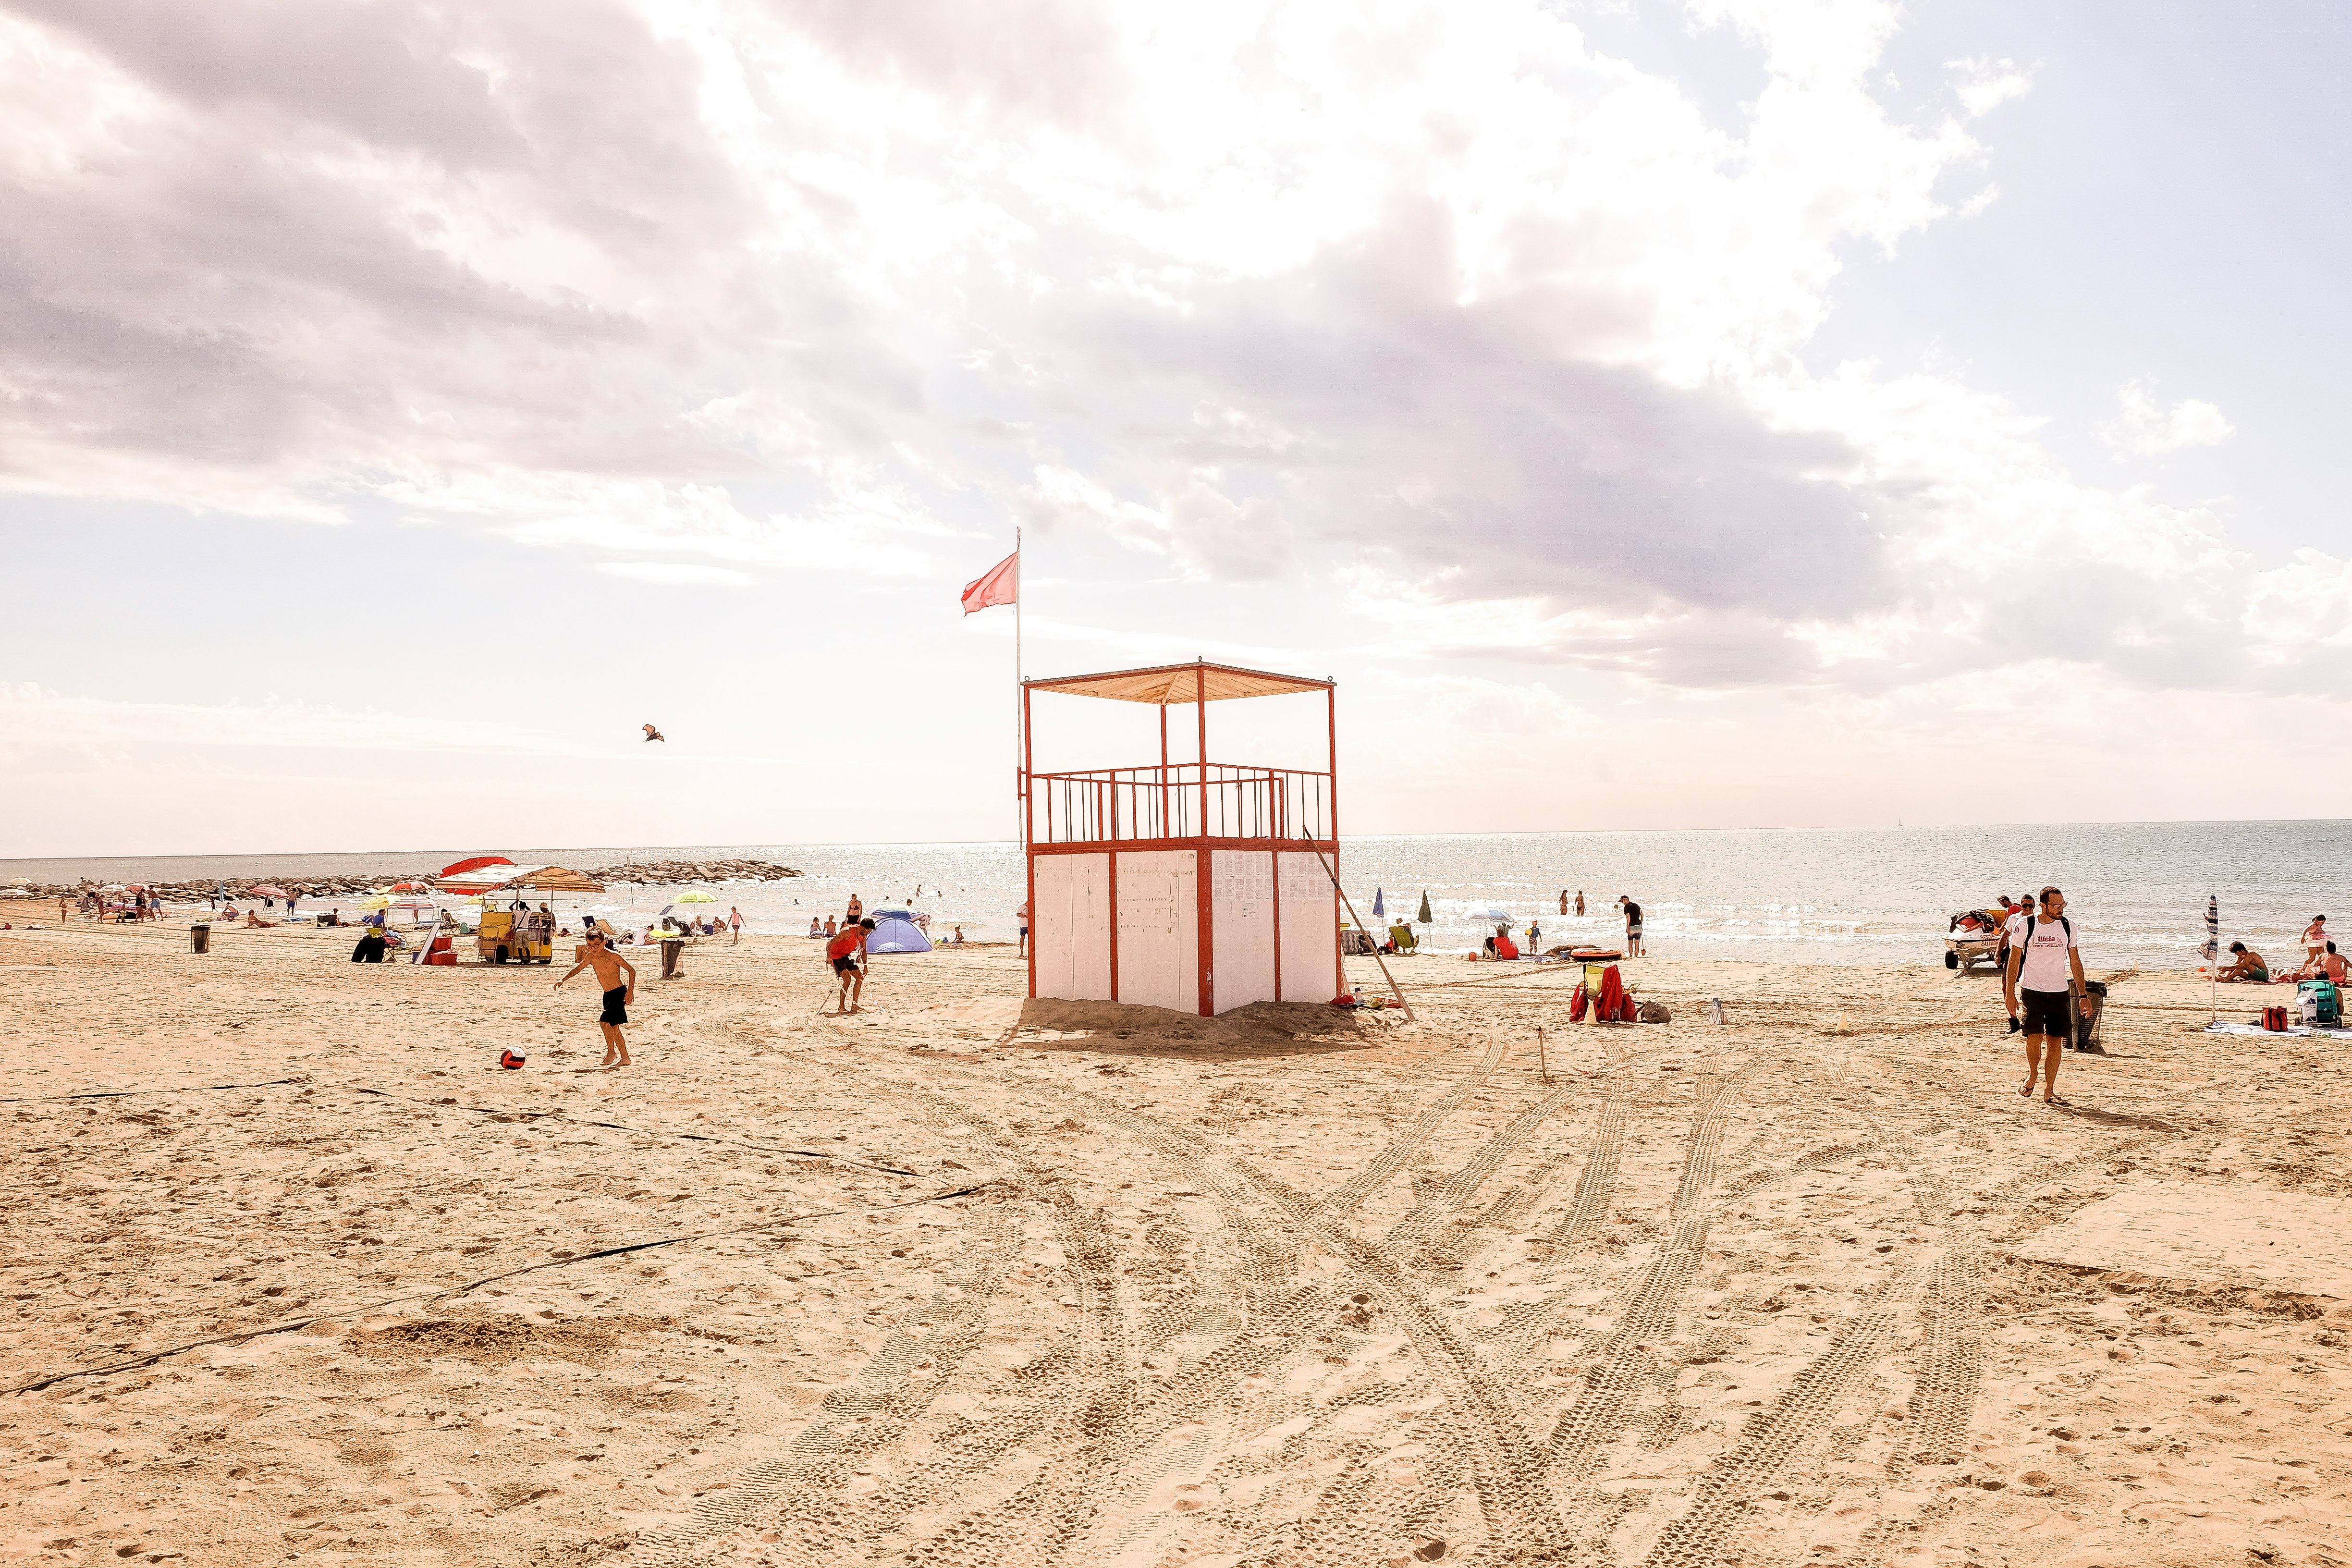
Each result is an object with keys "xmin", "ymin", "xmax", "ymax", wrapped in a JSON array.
[
  {"xmin": 2218, "ymin": 942, "xmax": 2270, "ymax": 983},
  {"xmin": 242, "ymin": 910, "xmax": 277, "ymax": 928},
  {"xmin": 2285, "ymin": 941, "xmax": 2347, "ymax": 983},
  {"xmin": 555, "ymin": 932, "xmax": 636, "ymax": 1068}
]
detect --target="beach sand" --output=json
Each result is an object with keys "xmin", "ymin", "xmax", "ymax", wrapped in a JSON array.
[{"xmin": 3, "ymin": 923, "xmax": 2348, "ymax": 1567}]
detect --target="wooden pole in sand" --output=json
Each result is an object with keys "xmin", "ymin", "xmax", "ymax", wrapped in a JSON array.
[
  {"xmin": 1303, "ymin": 837, "xmax": 1412, "ymax": 1022},
  {"xmin": 1537, "ymin": 1025, "xmax": 1549, "ymax": 1085}
]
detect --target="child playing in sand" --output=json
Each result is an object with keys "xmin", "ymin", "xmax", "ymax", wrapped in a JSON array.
[{"xmin": 555, "ymin": 932, "xmax": 637, "ymax": 1068}]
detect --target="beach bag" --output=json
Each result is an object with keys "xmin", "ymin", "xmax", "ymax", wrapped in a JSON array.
[
  {"xmin": 1569, "ymin": 984, "xmax": 1589, "ymax": 1022},
  {"xmin": 2263, "ymin": 1005, "xmax": 2289, "ymax": 1032},
  {"xmin": 2301, "ymin": 979, "xmax": 2341, "ymax": 1026}
]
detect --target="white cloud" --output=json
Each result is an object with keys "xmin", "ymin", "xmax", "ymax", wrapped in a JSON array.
[
  {"xmin": 2100, "ymin": 380, "xmax": 2237, "ymax": 457},
  {"xmin": 595, "ymin": 561, "xmax": 757, "ymax": 586},
  {"xmin": 0, "ymin": 0, "xmax": 2332, "ymax": 778},
  {"xmin": 1948, "ymin": 55, "xmax": 2035, "ymax": 117}
]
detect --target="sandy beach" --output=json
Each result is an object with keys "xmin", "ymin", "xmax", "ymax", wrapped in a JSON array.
[{"xmin": 3, "ymin": 921, "xmax": 2347, "ymax": 1567}]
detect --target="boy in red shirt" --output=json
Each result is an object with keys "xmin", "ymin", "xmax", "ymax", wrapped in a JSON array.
[{"xmin": 828, "ymin": 918, "xmax": 875, "ymax": 1014}]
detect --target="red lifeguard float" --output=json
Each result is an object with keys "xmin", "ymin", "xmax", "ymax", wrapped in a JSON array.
[{"xmin": 1022, "ymin": 660, "xmax": 1340, "ymax": 1016}]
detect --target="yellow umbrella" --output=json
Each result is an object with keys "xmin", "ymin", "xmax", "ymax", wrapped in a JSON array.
[
  {"xmin": 674, "ymin": 891, "xmax": 716, "ymax": 904},
  {"xmin": 359, "ymin": 896, "xmax": 392, "ymax": 911}
]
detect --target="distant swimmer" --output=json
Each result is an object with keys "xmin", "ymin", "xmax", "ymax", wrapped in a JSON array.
[{"xmin": 643, "ymin": 723, "xmax": 666, "ymax": 743}]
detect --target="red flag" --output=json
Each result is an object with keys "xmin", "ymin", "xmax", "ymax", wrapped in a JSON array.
[{"xmin": 961, "ymin": 550, "xmax": 1018, "ymax": 614}]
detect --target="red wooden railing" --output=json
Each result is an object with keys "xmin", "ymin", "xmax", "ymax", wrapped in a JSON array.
[{"xmin": 1025, "ymin": 762, "xmax": 1333, "ymax": 848}]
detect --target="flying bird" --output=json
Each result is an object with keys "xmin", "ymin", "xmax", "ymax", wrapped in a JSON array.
[{"xmin": 643, "ymin": 723, "xmax": 666, "ymax": 743}]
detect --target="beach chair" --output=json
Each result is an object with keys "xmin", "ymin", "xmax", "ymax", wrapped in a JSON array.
[{"xmin": 1388, "ymin": 923, "xmax": 1419, "ymax": 954}]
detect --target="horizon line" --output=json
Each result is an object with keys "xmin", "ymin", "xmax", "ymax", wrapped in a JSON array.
[{"xmin": 4, "ymin": 813, "xmax": 2347, "ymax": 866}]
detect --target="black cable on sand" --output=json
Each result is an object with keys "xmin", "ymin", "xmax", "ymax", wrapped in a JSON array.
[
  {"xmin": 3, "ymin": 1077, "xmax": 921, "ymax": 1177},
  {"xmin": 0, "ymin": 1078, "xmax": 304, "ymax": 1104},
  {"xmin": 341, "ymin": 1086, "xmax": 921, "ymax": 1176},
  {"xmin": 6, "ymin": 1181, "xmax": 1004, "ymax": 1396}
]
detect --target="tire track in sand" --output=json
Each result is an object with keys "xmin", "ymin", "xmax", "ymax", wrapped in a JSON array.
[
  {"xmin": 1308, "ymin": 1033, "xmax": 1512, "ymax": 1223},
  {"xmin": 1633, "ymin": 1274, "xmax": 1919, "ymax": 1568}
]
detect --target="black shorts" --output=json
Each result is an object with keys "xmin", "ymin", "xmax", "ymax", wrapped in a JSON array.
[
  {"xmin": 832, "ymin": 954, "xmax": 862, "ymax": 975},
  {"xmin": 2020, "ymin": 988, "xmax": 2073, "ymax": 1038},
  {"xmin": 600, "ymin": 986, "xmax": 628, "ymax": 1026}
]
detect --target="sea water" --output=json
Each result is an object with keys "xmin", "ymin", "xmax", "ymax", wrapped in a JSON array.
[{"xmin": 2, "ymin": 819, "xmax": 2341, "ymax": 968}]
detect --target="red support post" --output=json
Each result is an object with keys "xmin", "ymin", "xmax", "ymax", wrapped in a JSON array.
[
  {"xmin": 1327, "ymin": 683, "xmax": 1340, "ymax": 997},
  {"xmin": 1270, "ymin": 840, "xmax": 1284, "ymax": 1003},
  {"xmin": 1024, "ymin": 684, "xmax": 1037, "ymax": 1000},
  {"xmin": 1196, "ymin": 663, "xmax": 1212, "ymax": 1017},
  {"xmin": 1107, "ymin": 775, "xmax": 1120, "ymax": 1002}
]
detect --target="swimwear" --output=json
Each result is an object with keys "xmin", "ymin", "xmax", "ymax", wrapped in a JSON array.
[
  {"xmin": 600, "ymin": 985, "xmax": 628, "ymax": 1026},
  {"xmin": 2245, "ymin": 965, "xmax": 2268, "ymax": 984},
  {"xmin": 833, "ymin": 954, "xmax": 862, "ymax": 975}
]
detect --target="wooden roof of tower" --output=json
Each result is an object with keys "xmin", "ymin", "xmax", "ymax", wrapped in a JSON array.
[{"xmin": 1022, "ymin": 660, "xmax": 1332, "ymax": 705}]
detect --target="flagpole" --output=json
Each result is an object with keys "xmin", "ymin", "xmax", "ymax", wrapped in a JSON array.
[{"xmin": 1015, "ymin": 525, "xmax": 1023, "ymax": 845}]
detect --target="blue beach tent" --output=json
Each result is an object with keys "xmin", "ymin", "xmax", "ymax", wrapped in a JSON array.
[{"xmin": 864, "ymin": 911, "xmax": 932, "ymax": 954}]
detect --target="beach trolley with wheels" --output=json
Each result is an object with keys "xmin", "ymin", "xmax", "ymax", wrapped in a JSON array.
[{"xmin": 1022, "ymin": 660, "xmax": 1341, "ymax": 1017}]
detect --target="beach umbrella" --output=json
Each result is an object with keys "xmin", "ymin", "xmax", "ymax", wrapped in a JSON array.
[
  {"xmin": 511, "ymin": 867, "xmax": 605, "ymax": 893},
  {"xmin": 387, "ymin": 881, "xmax": 428, "ymax": 893},
  {"xmin": 359, "ymin": 895, "xmax": 392, "ymax": 911},
  {"xmin": 2203, "ymin": 894, "xmax": 2220, "ymax": 1023},
  {"xmin": 250, "ymin": 884, "xmax": 289, "ymax": 898},
  {"xmin": 674, "ymin": 891, "xmax": 716, "ymax": 905},
  {"xmin": 1417, "ymin": 890, "xmax": 1432, "ymax": 923},
  {"xmin": 864, "ymin": 914, "xmax": 932, "ymax": 955},
  {"xmin": 100, "ymin": 883, "xmax": 127, "ymax": 893},
  {"xmin": 1372, "ymin": 887, "xmax": 1385, "ymax": 918},
  {"xmin": 438, "ymin": 855, "xmax": 515, "ymax": 880}
]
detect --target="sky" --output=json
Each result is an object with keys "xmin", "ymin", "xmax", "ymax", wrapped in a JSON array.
[{"xmin": 4, "ymin": 0, "xmax": 2349, "ymax": 857}]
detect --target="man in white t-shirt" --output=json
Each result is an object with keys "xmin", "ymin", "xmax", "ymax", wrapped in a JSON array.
[
  {"xmin": 1997, "ymin": 894, "xmax": 2033, "ymax": 1032},
  {"xmin": 2002, "ymin": 885, "xmax": 2090, "ymax": 1104}
]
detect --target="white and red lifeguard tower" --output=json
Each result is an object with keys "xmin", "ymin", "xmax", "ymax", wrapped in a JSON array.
[{"xmin": 1021, "ymin": 660, "xmax": 1341, "ymax": 1016}]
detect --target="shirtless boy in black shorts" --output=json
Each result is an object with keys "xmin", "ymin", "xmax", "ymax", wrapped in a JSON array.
[{"xmin": 556, "ymin": 932, "xmax": 637, "ymax": 1068}]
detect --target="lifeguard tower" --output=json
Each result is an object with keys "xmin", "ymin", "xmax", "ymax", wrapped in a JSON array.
[{"xmin": 1022, "ymin": 661, "xmax": 1340, "ymax": 1016}]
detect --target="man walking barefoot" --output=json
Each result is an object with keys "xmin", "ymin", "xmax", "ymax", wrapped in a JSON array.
[
  {"xmin": 829, "ymin": 918, "xmax": 875, "ymax": 1014},
  {"xmin": 556, "ymin": 932, "xmax": 637, "ymax": 1068},
  {"xmin": 2003, "ymin": 885, "xmax": 2090, "ymax": 1105}
]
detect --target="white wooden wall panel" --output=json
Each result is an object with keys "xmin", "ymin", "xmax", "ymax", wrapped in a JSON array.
[
  {"xmin": 1114, "ymin": 849, "xmax": 1197, "ymax": 1014},
  {"xmin": 1278, "ymin": 851, "xmax": 1338, "ymax": 1004},
  {"xmin": 1032, "ymin": 852, "xmax": 1112, "ymax": 1002},
  {"xmin": 1209, "ymin": 848, "xmax": 1277, "ymax": 1014}
]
